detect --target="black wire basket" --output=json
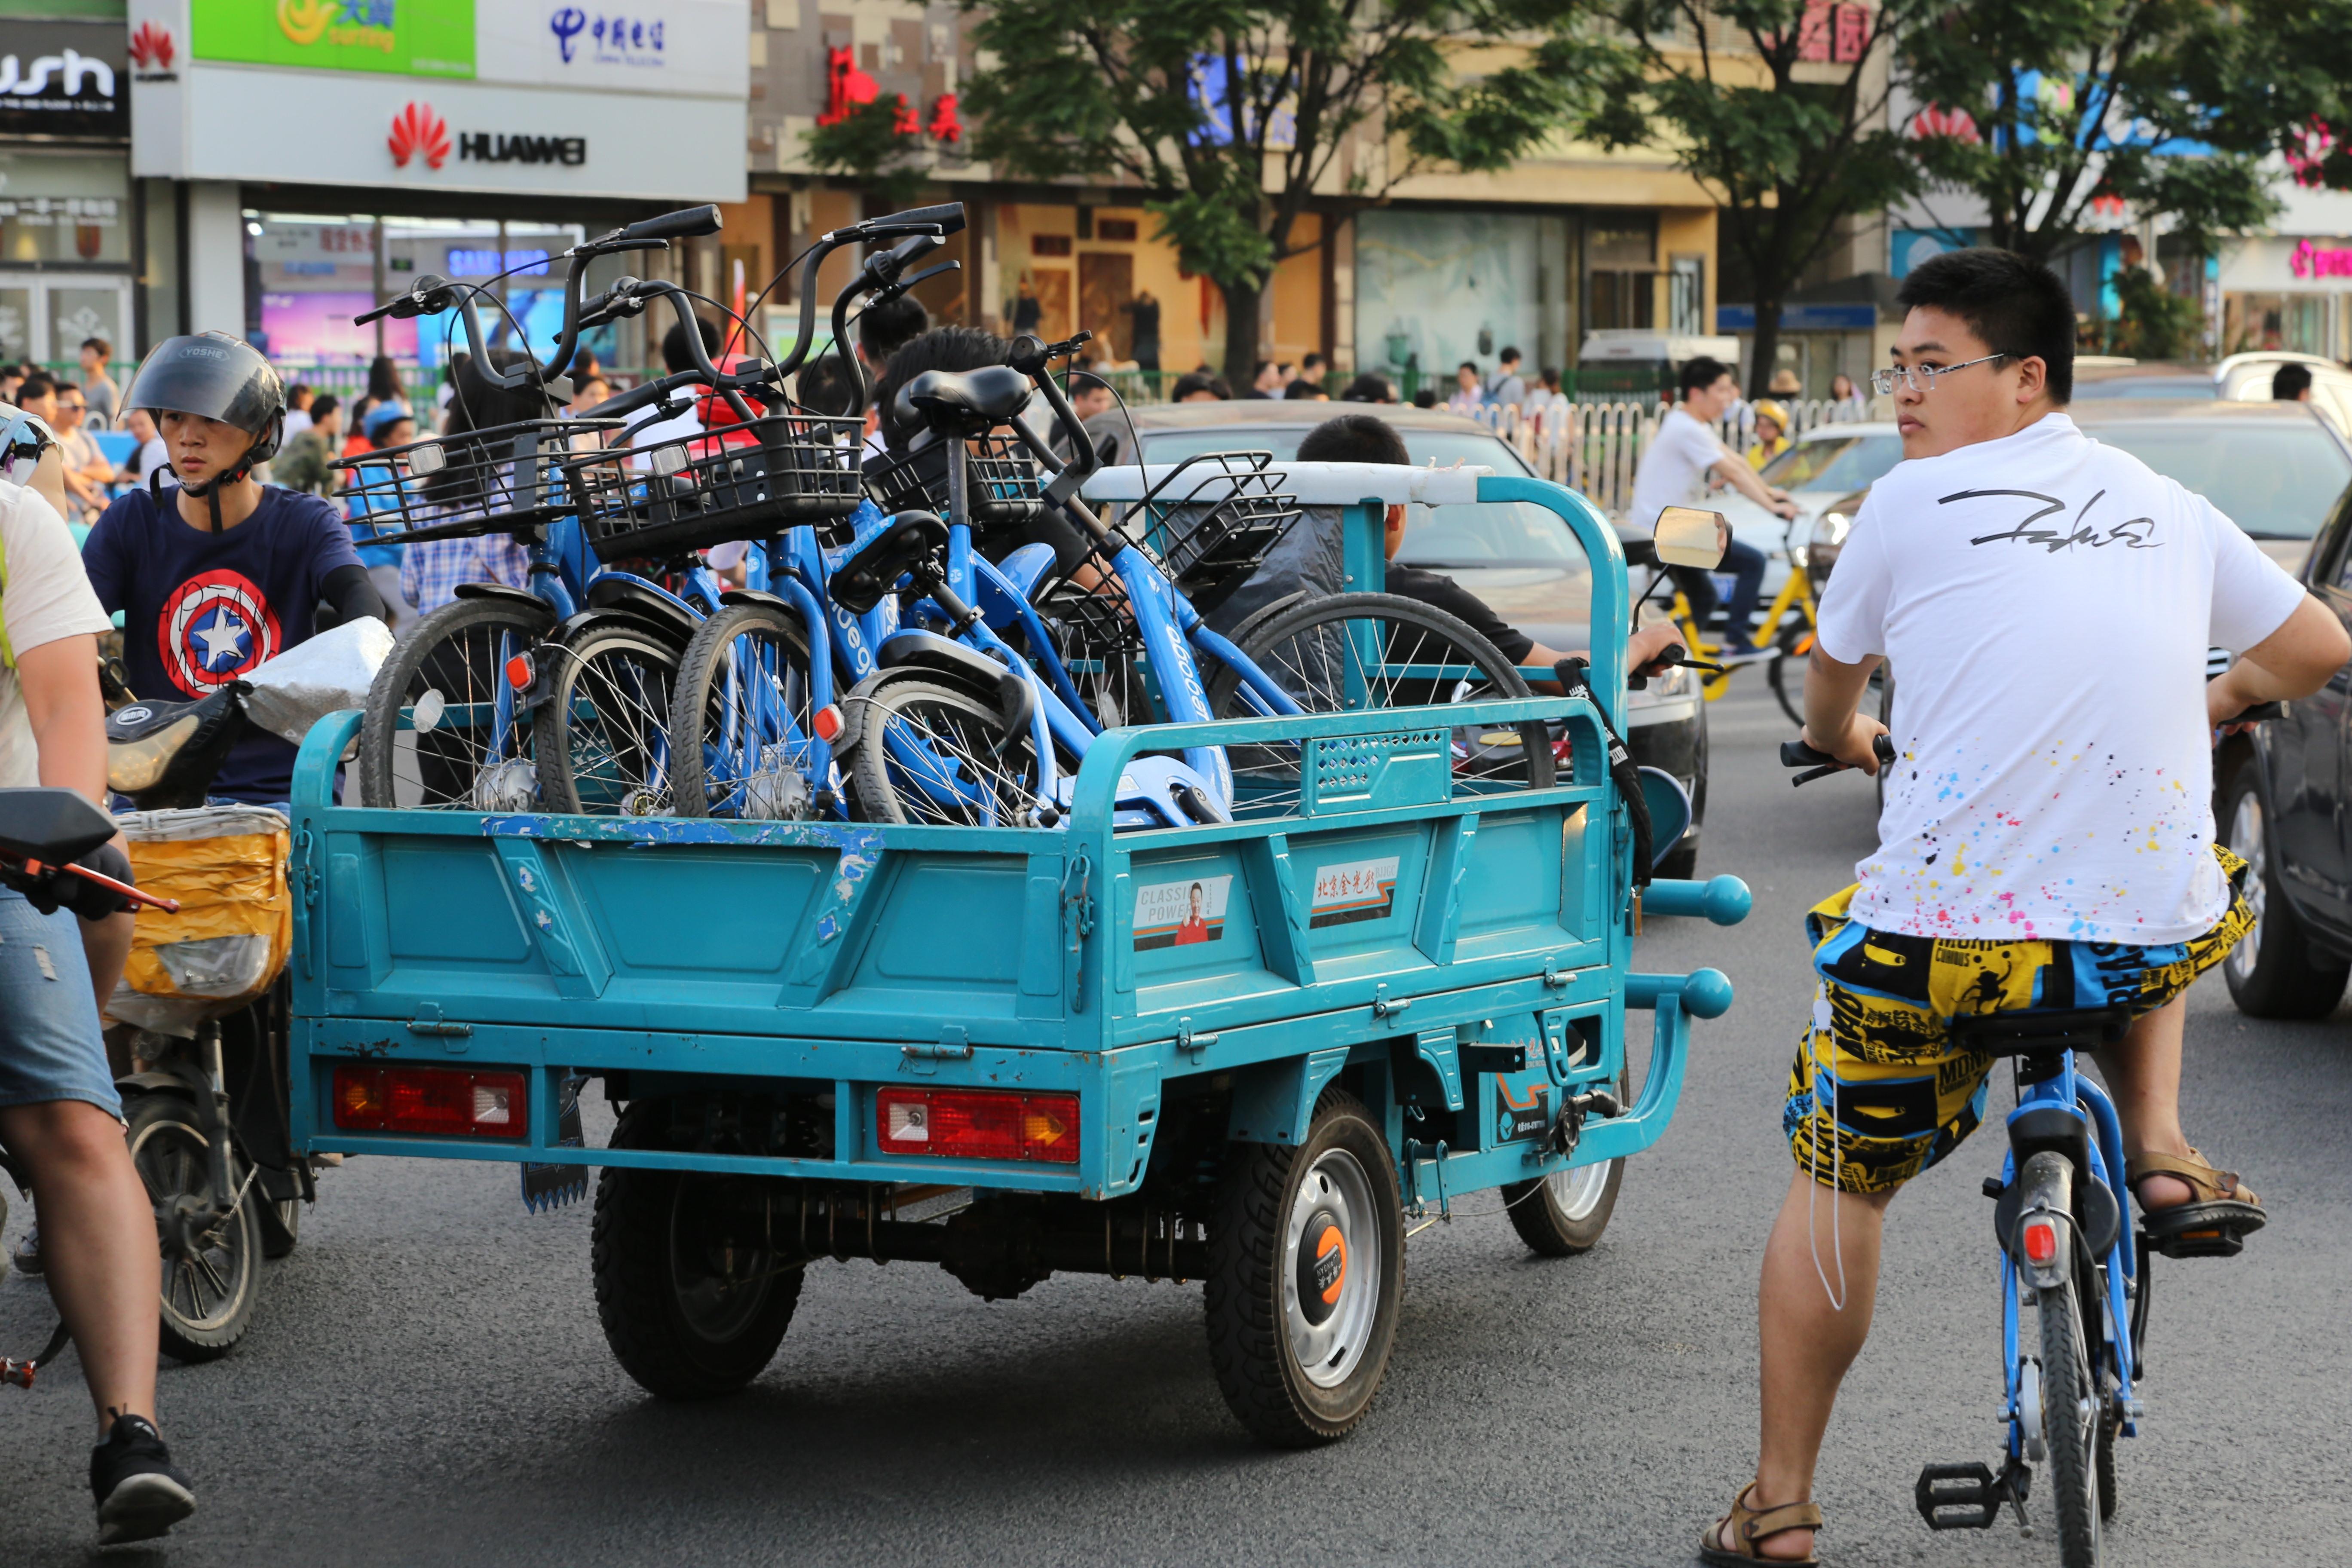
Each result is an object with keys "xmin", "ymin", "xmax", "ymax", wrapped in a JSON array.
[
  {"xmin": 864, "ymin": 433, "xmax": 1047, "ymax": 528},
  {"xmin": 1130, "ymin": 450, "xmax": 1301, "ymax": 603},
  {"xmin": 564, "ymin": 409, "xmax": 867, "ymax": 562},
  {"xmin": 329, "ymin": 418, "xmax": 622, "ymax": 543}
]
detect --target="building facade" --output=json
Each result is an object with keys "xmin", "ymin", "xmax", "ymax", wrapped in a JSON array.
[{"xmin": 0, "ymin": 0, "xmax": 137, "ymax": 367}]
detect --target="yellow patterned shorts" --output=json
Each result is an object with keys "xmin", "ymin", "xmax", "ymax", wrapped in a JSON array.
[{"xmin": 1784, "ymin": 847, "xmax": 2253, "ymax": 1195}]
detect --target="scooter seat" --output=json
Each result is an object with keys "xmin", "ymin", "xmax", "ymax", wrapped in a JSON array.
[
  {"xmin": 105, "ymin": 683, "xmax": 251, "ymax": 809},
  {"xmin": 895, "ymin": 366, "xmax": 1033, "ymax": 435},
  {"xmin": 831, "ymin": 511, "xmax": 949, "ymax": 615}
]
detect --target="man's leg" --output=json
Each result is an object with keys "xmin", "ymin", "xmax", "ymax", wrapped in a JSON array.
[
  {"xmin": 1709, "ymin": 1172, "xmax": 1897, "ymax": 1560},
  {"xmin": 0, "ymin": 1099, "xmax": 160, "ymax": 1432},
  {"xmin": 1720, "ymin": 536, "xmax": 1770, "ymax": 645},
  {"xmin": 2095, "ymin": 995, "xmax": 2200, "ymax": 1210}
]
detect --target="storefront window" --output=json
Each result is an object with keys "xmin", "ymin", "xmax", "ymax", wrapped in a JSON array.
[
  {"xmin": 0, "ymin": 150, "xmax": 132, "ymax": 266},
  {"xmin": 248, "ymin": 211, "xmax": 603, "ymax": 372},
  {"xmin": 2223, "ymin": 291, "xmax": 2331, "ymax": 356},
  {"xmin": 1354, "ymin": 208, "xmax": 1571, "ymax": 379}
]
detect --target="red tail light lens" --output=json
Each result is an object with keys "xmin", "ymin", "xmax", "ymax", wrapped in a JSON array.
[
  {"xmin": 2021, "ymin": 1217, "xmax": 2058, "ymax": 1265},
  {"xmin": 334, "ymin": 1065, "xmax": 529, "ymax": 1140},
  {"xmin": 812, "ymin": 703, "xmax": 845, "ymax": 742},
  {"xmin": 505, "ymin": 652, "xmax": 535, "ymax": 690},
  {"xmin": 876, "ymin": 1088, "xmax": 1078, "ymax": 1164}
]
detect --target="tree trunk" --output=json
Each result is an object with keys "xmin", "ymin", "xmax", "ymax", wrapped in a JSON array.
[
  {"xmin": 1219, "ymin": 275, "xmax": 1264, "ymax": 386},
  {"xmin": 1748, "ymin": 298, "xmax": 1785, "ymax": 400}
]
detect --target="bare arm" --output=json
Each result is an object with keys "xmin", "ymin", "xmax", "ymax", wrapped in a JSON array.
[
  {"xmin": 19, "ymin": 634, "xmax": 107, "ymax": 802},
  {"xmin": 1801, "ymin": 639, "xmax": 1887, "ymax": 772},
  {"xmin": 1709, "ymin": 451, "xmax": 1796, "ymax": 518},
  {"xmin": 2208, "ymin": 595, "xmax": 2352, "ymax": 723}
]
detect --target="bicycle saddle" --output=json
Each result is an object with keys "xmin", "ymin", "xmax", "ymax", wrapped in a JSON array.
[
  {"xmin": 0, "ymin": 786, "xmax": 118, "ymax": 865},
  {"xmin": 1948, "ymin": 1005, "xmax": 2128, "ymax": 1058},
  {"xmin": 106, "ymin": 683, "xmax": 252, "ymax": 810},
  {"xmin": 895, "ymin": 366, "xmax": 1033, "ymax": 435},
  {"xmin": 832, "ymin": 511, "xmax": 949, "ymax": 614}
]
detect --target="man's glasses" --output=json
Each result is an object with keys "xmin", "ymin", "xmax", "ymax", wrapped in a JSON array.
[{"xmin": 1869, "ymin": 353, "xmax": 2009, "ymax": 396}]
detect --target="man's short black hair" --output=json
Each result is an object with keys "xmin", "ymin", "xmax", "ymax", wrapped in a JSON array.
[
  {"xmin": 1677, "ymin": 355, "xmax": 1731, "ymax": 399},
  {"xmin": 1458, "ymin": 360, "xmax": 1479, "ymax": 375},
  {"xmin": 1894, "ymin": 247, "xmax": 2076, "ymax": 404},
  {"xmin": 859, "ymin": 294, "xmax": 930, "ymax": 362},
  {"xmin": 1283, "ymin": 379, "xmax": 1327, "ymax": 400},
  {"xmin": 1297, "ymin": 412, "xmax": 1408, "ymax": 467},
  {"xmin": 1171, "ymin": 371, "xmax": 1229, "ymax": 400},
  {"xmin": 1499, "ymin": 346, "xmax": 1521, "ymax": 365},
  {"xmin": 2273, "ymin": 362, "xmax": 2315, "ymax": 401},
  {"xmin": 310, "ymin": 393, "xmax": 340, "ymax": 421},
  {"xmin": 1252, "ymin": 358, "xmax": 1273, "ymax": 378},
  {"xmin": 794, "ymin": 355, "xmax": 860, "ymax": 418},
  {"xmin": 873, "ymin": 326, "xmax": 1010, "ymax": 451},
  {"xmin": 661, "ymin": 316, "xmax": 723, "ymax": 374},
  {"xmin": 1410, "ymin": 386, "xmax": 1439, "ymax": 408},
  {"xmin": 1301, "ymin": 352, "xmax": 1327, "ymax": 373},
  {"xmin": 1341, "ymin": 373, "xmax": 1394, "ymax": 402}
]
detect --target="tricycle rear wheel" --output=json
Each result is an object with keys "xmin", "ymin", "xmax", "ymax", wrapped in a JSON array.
[
  {"xmin": 591, "ymin": 1109, "xmax": 801, "ymax": 1400},
  {"xmin": 1204, "ymin": 1089, "xmax": 1403, "ymax": 1447}
]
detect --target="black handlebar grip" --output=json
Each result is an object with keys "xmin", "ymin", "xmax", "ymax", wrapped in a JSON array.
[
  {"xmin": 1779, "ymin": 738, "xmax": 1834, "ymax": 768},
  {"xmin": 621, "ymin": 205, "xmax": 721, "ymax": 244},
  {"xmin": 874, "ymin": 201, "xmax": 966, "ymax": 236}
]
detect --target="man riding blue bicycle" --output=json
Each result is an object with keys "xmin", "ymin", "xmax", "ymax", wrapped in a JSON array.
[{"xmin": 1701, "ymin": 248, "xmax": 2352, "ymax": 1565}]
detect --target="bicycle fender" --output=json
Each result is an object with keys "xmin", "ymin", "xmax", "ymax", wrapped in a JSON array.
[{"xmin": 452, "ymin": 581, "xmax": 554, "ymax": 617}]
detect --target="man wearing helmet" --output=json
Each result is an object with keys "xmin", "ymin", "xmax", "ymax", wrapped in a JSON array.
[{"xmin": 79, "ymin": 334, "xmax": 387, "ymax": 805}]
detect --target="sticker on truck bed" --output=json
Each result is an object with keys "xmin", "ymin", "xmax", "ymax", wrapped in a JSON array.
[
  {"xmin": 1134, "ymin": 874, "xmax": 1231, "ymax": 949},
  {"xmin": 1309, "ymin": 855, "xmax": 1400, "ymax": 928}
]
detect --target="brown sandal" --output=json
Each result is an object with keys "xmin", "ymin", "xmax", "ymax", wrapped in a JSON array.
[
  {"xmin": 1697, "ymin": 1482, "xmax": 1822, "ymax": 1565},
  {"xmin": 2127, "ymin": 1147, "xmax": 2266, "ymax": 1259}
]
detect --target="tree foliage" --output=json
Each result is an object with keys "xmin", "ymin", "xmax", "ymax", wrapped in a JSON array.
[
  {"xmin": 959, "ymin": 0, "xmax": 1616, "ymax": 374},
  {"xmin": 1576, "ymin": 0, "xmax": 1934, "ymax": 395},
  {"xmin": 1898, "ymin": 0, "xmax": 2352, "ymax": 261}
]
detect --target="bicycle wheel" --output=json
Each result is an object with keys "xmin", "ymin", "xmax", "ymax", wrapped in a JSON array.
[
  {"xmin": 359, "ymin": 593, "xmax": 556, "ymax": 809},
  {"xmin": 1205, "ymin": 591, "xmax": 1552, "ymax": 814},
  {"xmin": 1767, "ymin": 626, "xmax": 1812, "ymax": 729},
  {"xmin": 2036, "ymin": 1274, "xmax": 2105, "ymax": 1566},
  {"xmin": 669, "ymin": 601, "xmax": 825, "ymax": 820},
  {"xmin": 535, "ymin": 616, "xmax": 686, "ymax": 816},
  {"xmin": 127, "ymin": 1092, "xmax": 262, "ymax": 1363},
  {"xmin": 848, "ymin": 675, "xmax": 1042, "ymax": 827}
]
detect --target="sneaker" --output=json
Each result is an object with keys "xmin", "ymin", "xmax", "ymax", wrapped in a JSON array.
[
  {"xmin": 12, "ymin": 1222, "xmax": 42, "ymax": 1277},
  {"xmin": 89, "ymin": 1412, "xmax": 196, "ymax": 1544}
]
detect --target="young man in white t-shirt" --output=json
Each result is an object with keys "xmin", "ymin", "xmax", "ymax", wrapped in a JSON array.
[
  {"xmin": 0, "ymin": 473, "xmax": 201, "ymax": 1543},
  {"xmin": 1629, "ymin": 356, "xmax": 1797, "ymax": 664},
  {"xmin": 1700, "ymin": 249, "xmax": 2350, "ymax": 1564}
]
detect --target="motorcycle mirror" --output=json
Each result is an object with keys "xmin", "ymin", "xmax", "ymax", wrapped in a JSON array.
[{"xmin": 1653, "ymin": 505, "xmax": 1730, "ymax": 569}]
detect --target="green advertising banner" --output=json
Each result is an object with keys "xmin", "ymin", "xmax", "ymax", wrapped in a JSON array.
[{"xmin": 191, "ymin": 1, "xmax": 477, "ymax": 79}]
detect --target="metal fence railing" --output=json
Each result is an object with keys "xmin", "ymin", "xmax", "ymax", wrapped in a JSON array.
[{"xmin": 1454, "ymin": 397, "xmax": 1871, "ymax": 519}]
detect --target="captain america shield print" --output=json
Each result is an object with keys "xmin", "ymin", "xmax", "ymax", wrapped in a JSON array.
[{"xmin": 156, "ymin": 570, "xmax": 282, "ymax": 695}]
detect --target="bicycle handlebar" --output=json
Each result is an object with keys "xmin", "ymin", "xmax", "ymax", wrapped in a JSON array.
[
  {"xmin": 614, "ymin": 204, "xmax": 721, "ymax": 245},
  {"xmin": 1781, "ymin": 733, "xmax": 1896, "ymax": 787}
]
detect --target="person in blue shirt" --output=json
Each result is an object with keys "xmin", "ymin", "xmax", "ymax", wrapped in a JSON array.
[{"xmin": 79, "ymin": 334, "xmax": 386, "ymax": 806}]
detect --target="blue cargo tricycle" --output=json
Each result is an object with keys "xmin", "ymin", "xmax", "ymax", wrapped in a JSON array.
[{"xmin": 286, "ymin": 467, "xmax": 1749, "ymax": 1445}]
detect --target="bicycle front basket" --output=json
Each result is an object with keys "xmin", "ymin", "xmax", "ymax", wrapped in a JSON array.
[
  {"xmin": 330, "ymin": 418, "xmax": 620, "ymax": 544},
  {"xmin": 864, "ymin": 433, "xmax": 1047, "ymax": 528},
  {"xmin": 1133, "ymin": 450, "xmax": 1301, "ymax": 604},
  {"xmin": 565, "ymin": 409, "xmax": 865, "ymax": 563}
]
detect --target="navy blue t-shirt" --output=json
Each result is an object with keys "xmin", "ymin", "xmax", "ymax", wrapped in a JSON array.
[{"xmin": 82, "ymin": 485, "xmax": 363, "ymax": 804}]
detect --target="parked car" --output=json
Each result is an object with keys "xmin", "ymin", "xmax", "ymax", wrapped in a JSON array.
[
  {"xmin": 1095, "ymin": 400, "xmax": 1714, "ymax": 875},
  {"xmin": 1712, "ymin": 421, "xmax": 1905, "ymax": 597}
]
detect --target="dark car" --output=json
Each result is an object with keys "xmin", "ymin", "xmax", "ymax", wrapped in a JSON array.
[{"xmin": 1093, "ymin": 399, "xmax": 1712, "ymax": 874}]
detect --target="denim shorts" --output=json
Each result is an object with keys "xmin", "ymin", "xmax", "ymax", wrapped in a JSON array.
[
  {"xmin": 0, "ymin": 885, "xmax": 121, "ymax": 1118},
  {"xmin": 1783, "ymin": 847, "xmax": 2251, "ymax": 1195}
]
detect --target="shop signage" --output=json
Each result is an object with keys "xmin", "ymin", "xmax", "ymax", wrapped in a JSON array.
[
  {"xmin": 384, "ymin": 101, "xmax": 585, "ymax": 170},
  {"xmin": 2289, "ymin": 239, "xmax": 2352, "ymax": 280},
  {"xmin": 191, "ymin": 0, "xmax": 478, "ymax": 80},
  {"xmin": 0, "ymin": 21, "xmax": 129, "ymax": 140},
  {"xmin": 477, "ymin": 0, "xmax": 744, "ymax": 96},
  {"xmin": 129, "ymin": 21, "xmax": 178, "ymax": 80}
]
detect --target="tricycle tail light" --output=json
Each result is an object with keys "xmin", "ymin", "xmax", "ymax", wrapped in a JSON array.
[
  {"xmin": 335, "ymin": 1065, "xmax": 527, "ymax": 1140},
  {"xmin": 877, "ymin": 1088, "xmax": 1077, "ymax": 1163}
]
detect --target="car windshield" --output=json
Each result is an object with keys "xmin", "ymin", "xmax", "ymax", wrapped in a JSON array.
[
  {"xmin": 1758, "ymin": 434, "xmax": 1904, "ymax": 493},
  {"xmin": 2084, "ymin": 421, "xmax": 2352, "ymax": 539}
]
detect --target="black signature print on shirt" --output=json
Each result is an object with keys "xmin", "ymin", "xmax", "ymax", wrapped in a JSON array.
[{"xmin": 1944, "ymin": 487, "xmax": 2162, "ymax": 551}]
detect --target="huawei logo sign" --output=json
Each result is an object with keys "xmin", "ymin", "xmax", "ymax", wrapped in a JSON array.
[
  {"xmin": 388, "ymin": 101, "xmax": 450, "ymax": 171},
  {"xmin": 128, "ymin": 21, "xmax": 175, "ymax": 70}
]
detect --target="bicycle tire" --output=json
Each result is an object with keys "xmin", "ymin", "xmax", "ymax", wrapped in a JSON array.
[
  {"xmin": 1204, "ymin": 591, "xmax": 1552, "ymax": 814},
  {"xmin": 2037, "ymin": 1273, "xmax": 2105, "ymax": 1566},
  {"xmin": 1498, "ymin": 1069, "xmax": 1631, "ymax": 1256},
  {"xmin": 127, "ymin": 1092, "xmax": 263, "ymax": 1363},
  {"xmin": 358, "ymin": 594, "xmax": 556, "ymax": 809},
  {"xmin": 847, "ymin": 674, "xmax": 1043, "ymax": 827},
  {"xmin": 534, "ymin": 615, "xmax": 688, "ymax": 817},
  {"xmin": 668, "ymin": 600, "xmax": 824, "ymax": 820}
]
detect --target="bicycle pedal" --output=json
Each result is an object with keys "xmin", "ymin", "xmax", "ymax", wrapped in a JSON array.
[{"xmin": 1914, "ymin": 1463, "xmax": 2003, "ymax": 1530}]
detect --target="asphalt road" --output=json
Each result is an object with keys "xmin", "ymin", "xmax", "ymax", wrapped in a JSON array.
[{"xmin": 3, "ymin": 683, "xmax": 2345, "ymax": 1566}]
